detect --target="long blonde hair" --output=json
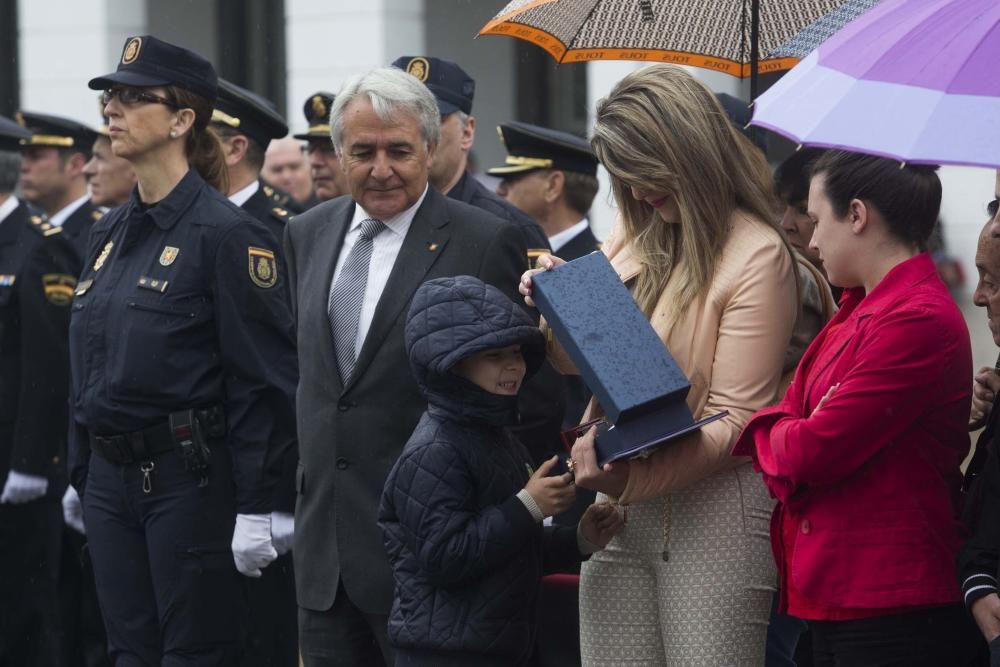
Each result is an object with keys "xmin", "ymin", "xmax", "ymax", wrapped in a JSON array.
[{"xmin": 591, "ymin": 65, "xmax": 781, "ymax": 320}]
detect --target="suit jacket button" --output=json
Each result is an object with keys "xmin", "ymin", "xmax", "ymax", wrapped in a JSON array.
[
  {"xmin": 338, "ymin": 400, "xmax": 351, "ymax": 412},
  {"xmin": 336, "ymin": 458, "xmax": 349, "ymax": 470},
  {"xmin": 800, "ymin": 519, "xmax": 811, "ymax": 535}
]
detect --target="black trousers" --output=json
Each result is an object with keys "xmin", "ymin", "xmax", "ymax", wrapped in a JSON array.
[
  {"xmin": 83, "ymin": 446, "xmax": 245, "ymax": 666},
  {"xmin": 0, "ymin": 498, "xmax": 62, "ymax": 667},
  {"xmin": 244, "ymin": 551, "xmax": 298, "ymax": 667},
  {"xmin": 59, "ymin": 528, "xmax": 111, "ymax": 667},
  {"xmin": 299, "ymin": 579, "xmax": 393, "ymax": 667},
  {"xmin": 810, "ymin": 603, "xmax": 982, "ymax": 667}
]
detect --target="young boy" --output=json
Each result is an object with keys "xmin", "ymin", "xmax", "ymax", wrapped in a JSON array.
[{"xmin": 378, "ymin": 275, "xmax": 622, "ymax": 667}]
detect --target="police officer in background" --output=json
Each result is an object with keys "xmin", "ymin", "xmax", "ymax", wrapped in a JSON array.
[
  {"xmin": 16, "ymin": 112, "xmax": 103, "ymax": 258},
  {"xmin": 211, "ymin": 79, "xmax": 296, "ymax": 238},
  {"xmin": 0, "ymin": 115, "xmax": 81, "ymax": 666},
  {"xmin": 83, "ymin": 98, "xmax": 137, "ymax": 209},
  {"xmin": 70, "ymin": 35, "xmax": 298, "ymax": 665},
  {"xmin": 210, "ymin": 77, "xmax": 299, "ymax": 667},
  {"xmin": 490, "ymin": 121, "xmax": 600, "ymax": 265},
  {"xmin": 293, "ymin": 91, "xmax": 347, "ymax": 202}
]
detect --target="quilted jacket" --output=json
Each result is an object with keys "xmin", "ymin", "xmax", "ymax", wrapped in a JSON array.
[{"xmin": 378, "ymin": 275, "xmax": 581, "ymax": 666}]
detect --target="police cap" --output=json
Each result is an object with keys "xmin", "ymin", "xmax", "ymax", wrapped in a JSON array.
[
  {"xmin": 292, "ymin": 92, "xmax": 335, "ymax": 140},
  {"xmin": 391, "ymin": 56, "xmax": 474, "ymax": 116},
  {"xmin": 487, "ymin": 121, "xmax": 597, "ymax": 178},
  {"xmin": 88, "ymin": 35, "xmax": 218, "ymax": 103},
  {"xmin": 0, "ymin": 114, "xmax": 30, "ymax": 151},
  {"xmin": 212, "ymin": 79, "xmax": 288, "ymax": 149},
  {"xmin": 15, "ymin": 111, "xmax": 98, "ymax": 153}
]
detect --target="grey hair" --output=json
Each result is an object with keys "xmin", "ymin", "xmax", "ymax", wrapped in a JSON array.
[
  {"xmin": 0, "ymin": 151, "xmax": 19, "ymax": 193},
  {"xmin": 329, "ymin": 67, "xmax": 441, "ymax": 153}
]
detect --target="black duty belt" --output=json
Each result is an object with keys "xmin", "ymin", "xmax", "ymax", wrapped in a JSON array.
[{"xmin": 89, "ymin": 422, "xmax": 176, "ymax": 465}]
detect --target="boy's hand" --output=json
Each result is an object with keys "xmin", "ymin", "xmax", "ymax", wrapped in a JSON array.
[
  {"xmin": 579, "ymin": 502, "xmax": 624, "ymax": 549},
  {"xmin": 524, "ymin": 455, "xmax": 575, "ymax": 517}
]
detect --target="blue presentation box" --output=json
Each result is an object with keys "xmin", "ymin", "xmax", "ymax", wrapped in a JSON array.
[{"xmin": 532, "ymin": 251, "xmax": 726, "ymax": 466}]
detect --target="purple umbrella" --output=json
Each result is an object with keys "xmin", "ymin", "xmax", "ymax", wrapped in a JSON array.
[{"xmin": 751, "ymin": 0, "xmax": 1000, "ymax": 168}]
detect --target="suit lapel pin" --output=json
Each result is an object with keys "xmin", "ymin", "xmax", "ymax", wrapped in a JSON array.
[{"xmin": 427, "ymin": 242, "xmax": 438, "ymax": 252}]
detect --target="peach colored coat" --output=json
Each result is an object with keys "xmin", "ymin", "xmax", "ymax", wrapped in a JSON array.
[{"xmin": 550, "ymin": 210, "xmax": 797, "ymax": 502}]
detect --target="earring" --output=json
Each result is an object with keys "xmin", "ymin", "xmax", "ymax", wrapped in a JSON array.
[{"xmin": 170, "ymin": 131, "xmax": 177, "ymax": 138}]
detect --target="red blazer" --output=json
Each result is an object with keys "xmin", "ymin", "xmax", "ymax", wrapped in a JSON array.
[{"xmin": 734, "ymin": 253, "xmax": 971, "ymax": 611}]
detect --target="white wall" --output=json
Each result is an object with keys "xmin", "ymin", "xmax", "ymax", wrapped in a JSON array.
[
  {"xmin": 19, "ymin": 0, "xmax": 145, "ymax": 129},
  {"xmin": 284, "ymin": 0, "xmax": 424, "ymax": 135}
]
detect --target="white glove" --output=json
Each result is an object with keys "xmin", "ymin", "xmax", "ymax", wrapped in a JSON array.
[
  {"xmin": 231, "ymin": 513, "xmax": 277, "ymax": 577},
  {"xmin": 1, "ymin": 470, "xmax": 49, "ymax": 504},
  {"xmin": 270, "ymin": 511, "xmax": 294, "ymax": 556},
  {"xmin": 62, "ymin": 486, "xmax": 86, "ymax": 534}
]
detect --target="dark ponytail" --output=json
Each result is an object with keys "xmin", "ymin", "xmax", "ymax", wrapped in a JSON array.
[{"xmin": 166, "ymin": 86, "xmax": 230, "ymax": 194}]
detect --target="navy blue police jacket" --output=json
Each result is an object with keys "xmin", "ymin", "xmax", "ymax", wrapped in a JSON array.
[
  {"xmin": 379, "ymin": 275, "xmax": 582, "ymax": 666},
  {"xmin": 67, "ymin": 169, "xmax": 298, "ymax": 514}
]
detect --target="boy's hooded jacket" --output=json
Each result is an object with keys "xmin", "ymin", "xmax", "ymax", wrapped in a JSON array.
[{"xmin": 378, "ymin": 275, "xmax": 581, "ymax": 666}]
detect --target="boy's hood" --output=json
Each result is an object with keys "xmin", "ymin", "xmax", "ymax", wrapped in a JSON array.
[{"xmin": 404, "ymin": 275, "xmax": 546, "ymax": 420}]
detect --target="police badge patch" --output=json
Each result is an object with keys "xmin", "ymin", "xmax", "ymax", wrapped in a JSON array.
[
  {"xmin": 159, "ymin": 246, "xmax": 179, "ymax": 266},
  {"xmin": 42, "ymin": 273, "xmax": 77, "ymax": 306},
  {"xmin": 248, "ymin": 247, "xmax": 277, "ymax": 289}
]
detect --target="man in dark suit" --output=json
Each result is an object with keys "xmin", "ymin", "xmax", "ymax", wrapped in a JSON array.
[
  {"xmin": 284, "ymin": 67, "xmax": 526, "ymax": 667},
  {"xmin": 16, "ymin": 112, "xmax": 103, "ymax": 259},
  {"xmin": 492, "ymin": 121, "xmax": 601, "ymax": 264}
]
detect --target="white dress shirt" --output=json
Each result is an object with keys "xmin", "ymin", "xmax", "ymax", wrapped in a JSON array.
[
  {"xmin": 548, "ymin": 218, "xmax": 590, "ymax": 254},
  {"xmin": 228, "ymin": 180, "xmax": 259, "ymax": 208},
  {"xmin": 330, "ymin": 185, "xmax": 429, "ymax": 357},
  {"xmin": 47, "ymin": 193, "xmax": 91, "ymax": 228},
  {"xmin": 0, "ymin": 196, "xmax": 19, "ymax": 227}
]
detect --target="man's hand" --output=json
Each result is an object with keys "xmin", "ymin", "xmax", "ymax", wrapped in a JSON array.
[
  {"xmin": 972, "ymin": 593, "xmax": 1000, "ymax": 642},
  {"xmin": 1, "ymin": 470, "xmax": 49, "ymax": 504},
  {"xmin": 579, "ymin": 502, "xmax": 624, "ymax": 549},
  {"xmin": 524, "ymin": 456, "xmax": 576, "ymax": 517},
  {"xmin": 62, "ymin": 486, "xmax": 86, "ymax": 534},
  {"xmin": 971, "ymin": 366, "xmax": 1000, "ymax": 430},
  {"xmin": 232, "ymin": 513, "xmax": 278, "ymax": 577}
]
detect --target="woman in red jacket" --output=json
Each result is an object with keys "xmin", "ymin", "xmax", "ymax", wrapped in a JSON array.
[{"xmin": 735, "ymin": 150, "xmax": 979, "ymax": 666}]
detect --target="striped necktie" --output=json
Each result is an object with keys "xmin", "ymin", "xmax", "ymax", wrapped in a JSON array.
[{"xmin": 328, "ymin": 218, "xmax": 386, "ymax": 382}]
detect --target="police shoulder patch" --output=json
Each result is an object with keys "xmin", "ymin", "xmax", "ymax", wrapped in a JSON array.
[
  {"xmin": 42, "ymin": 273, "xmax": 77, "ymax": 306},
  {"xmin": 271, "ymin": 207, "xmax": 291, "ymax": 224},
  {"xmin": 29, "ymin": 215, "xmax": 62, "ymax": 237},
  {"xmin": 248, "ymin": 246, "xmax": 277, "ymax": 289}
]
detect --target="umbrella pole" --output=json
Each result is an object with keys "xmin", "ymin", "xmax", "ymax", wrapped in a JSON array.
[{"xmin": 750, "ymin": 0, "xmax": 760, "ymax": 100}]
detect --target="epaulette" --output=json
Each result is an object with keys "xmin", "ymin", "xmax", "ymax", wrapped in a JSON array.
[
  {"xmin": 29, "ymin": 215, "xmax": 63, "ymax": 237},
  {"xmin": 263, "ymin": 184, "xmax": 291, "ymax": 206},
  {"xmin": 271, "ymin": 207, "xmax": 292, "ymax": 224}
]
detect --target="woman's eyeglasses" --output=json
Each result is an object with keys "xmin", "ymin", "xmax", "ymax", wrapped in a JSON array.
[{"xmin": 102, "ymin": 87, "xmax": 178, "ymax": 109}]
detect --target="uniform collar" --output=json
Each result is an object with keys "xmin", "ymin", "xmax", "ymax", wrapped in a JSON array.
[
  {"xmin": 228, "ymin": 179, "xmax": 260, "ymax": 208},
  {"xmin": 845, "ymin": 252, "xmax": 937, "ymax": 318},
  {"xmin": 0, "ymin": 196, "xmax": 19, "ymax": 226},
  {"xmin": 47, "ymin": 193, "xmax": 91, "ymax": 228},
  {"xmin": 549, "ymin": 218, "xmax": 589, "ymax": 253},
  {"xmin": 127, "ymin": 168, "xmax": 205, "ymax": 230}
]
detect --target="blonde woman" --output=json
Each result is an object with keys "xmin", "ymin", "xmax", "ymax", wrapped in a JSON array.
[{"xmin": 520, "ymin": 65, "xmax": 797, "ymax": 666}]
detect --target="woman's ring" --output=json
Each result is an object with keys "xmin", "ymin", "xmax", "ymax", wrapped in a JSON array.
[{"xmin": 566, "ymin": 458, "xmax": 577, "ymax": 473}]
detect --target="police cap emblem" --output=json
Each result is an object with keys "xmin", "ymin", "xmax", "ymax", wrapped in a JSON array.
[
  {"xmin": 122, "ymin": 37, "xmax": 142, "ymax": 65},
  {"xmin": 311, "ymin": 95, "xmax": 327, "ymax": 120},
  {"xmin": 248, "ymin": 247, "xmax": 277, "ymax": 289},
  {"xmin": 406, "ymin": 57, "xmax": 430, "ymax": 82}
]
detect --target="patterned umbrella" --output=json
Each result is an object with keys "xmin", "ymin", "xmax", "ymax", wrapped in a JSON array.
[
  {"xmin": 751, "ymin": 0, "xmax": 1000, "ymax": 168},
  {"xmin": 480, "ymin": 0, "xmax": 877, "ymax": 95}
]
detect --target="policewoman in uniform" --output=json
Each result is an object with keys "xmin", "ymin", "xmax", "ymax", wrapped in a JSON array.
[{"xmin": 68, "ymin": 35, "xmax": 298, "ymax": 665}]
